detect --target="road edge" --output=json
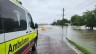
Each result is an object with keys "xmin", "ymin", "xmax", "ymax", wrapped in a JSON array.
[{"xmin": 63, "ymin": 37, "xmax": 84, "ymax": 54}]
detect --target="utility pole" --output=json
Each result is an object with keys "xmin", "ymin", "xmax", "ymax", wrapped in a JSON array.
[
  {"xmin": 62, "ymin": 8, "xmax": 65, "ymax": 27},
  {"xmin": 63, "ymin": 8, "xmax": 67, "ymax": 39},
  {"xmin": 62, "ymin": 8, "xmax": 65, "ymax": 41},
  {"xmin": 62, "ymin": 8, "xmax": 65, "ymax": 19}
]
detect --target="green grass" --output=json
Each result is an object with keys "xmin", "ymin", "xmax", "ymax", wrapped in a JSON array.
[{"xmin": 66, "ymin": 38, "xmax": 92, "ymax": 54}]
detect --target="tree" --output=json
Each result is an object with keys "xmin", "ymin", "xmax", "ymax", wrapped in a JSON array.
[
  {"xmin": 83, "ymin": 10, "xmax": 96, "ymax": 30},
  {"xmin": 57, "ymin": 20, "xmax": 62, "ymax": 25},
  {"xmin": 70, "ymin": 6, "xmax": 96, "ymax": 30},
  {"xmin": 51, "ymin": 21, "xmax": 57, "ymax": 25},
  {"xmin": 71, "ymin": 15, "xmax": 83, "ymax": 26}
]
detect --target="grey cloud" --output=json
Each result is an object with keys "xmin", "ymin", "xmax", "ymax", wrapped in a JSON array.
[{"xmin": 21, "ymin": 0, "xmax": 96, "ymax": 24}]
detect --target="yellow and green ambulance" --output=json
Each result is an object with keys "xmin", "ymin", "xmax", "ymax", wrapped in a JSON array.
[{"xmin": 0, "ymin": 0, "xmax": 38, "ymax": 54}]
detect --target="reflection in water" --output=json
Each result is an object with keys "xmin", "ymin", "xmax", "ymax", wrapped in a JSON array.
[{"xmin": 39, "ymin": 25, "xmax": 96, "ymax": 54}]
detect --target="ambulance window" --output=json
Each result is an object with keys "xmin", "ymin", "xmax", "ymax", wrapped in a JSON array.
[
  {"xmin": 27, "ymin": 13, "xmax": 35, "ymax": 29},
  {"xmin": 0, "ymin": 8, "xmax": 3, "ymax": 34},
  {"xmin": 1, "ymin": 0, "xmax": 27, "ymax": 33}
]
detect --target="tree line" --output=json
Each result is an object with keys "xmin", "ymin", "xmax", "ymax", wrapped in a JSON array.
[
  {"xmin": 71, "ymin": 7, "xmax": 96, "ymax": 30},
  {"xmin": 51, "ymin": 18, "xmax": 69, "ymax": 26},
  {"xmin": 52, "ymin": 6, "xmax": 96, "ymax": 30}
]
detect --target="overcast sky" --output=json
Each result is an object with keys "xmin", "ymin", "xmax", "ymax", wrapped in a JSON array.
[{"xmin": 20, "ymin": 0, "xmax": 96, "ymax": 24}]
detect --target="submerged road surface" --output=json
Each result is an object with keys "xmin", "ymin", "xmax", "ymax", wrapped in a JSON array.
[{"xmin": 30, "ymin": 34, "xmax": 77, "ymax": 54}]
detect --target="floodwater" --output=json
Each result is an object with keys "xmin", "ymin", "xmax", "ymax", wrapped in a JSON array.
[{"xmin": 39, "ymin": 25, "xmax": 96, "ymax": 54}]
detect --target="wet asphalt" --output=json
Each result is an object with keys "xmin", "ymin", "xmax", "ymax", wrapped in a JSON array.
[{"xmin": 29, "ymin": 34, "xmax": 77, "ymax": 54}]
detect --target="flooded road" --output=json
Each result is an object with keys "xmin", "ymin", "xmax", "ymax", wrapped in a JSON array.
[{"xmin": 39, "ymin": 25, "xmax": 96, "ymax": 54}]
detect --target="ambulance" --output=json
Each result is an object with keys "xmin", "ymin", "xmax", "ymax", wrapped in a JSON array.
[{"xmin": 0, "ymin": 0, "xmax": 38, "ymax": 54}]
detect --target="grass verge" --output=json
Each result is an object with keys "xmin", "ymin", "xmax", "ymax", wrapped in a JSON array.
[{"xmin": 66, "ymin": 38, "xmax": 92, "ymax": 54}]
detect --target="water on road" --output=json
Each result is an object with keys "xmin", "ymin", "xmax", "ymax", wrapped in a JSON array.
[
  {"xmin": 32, "ymin": 34, "xmax": 77, "ymax": 54},
  {"xmin": 39, "ymin": 25, "xmax": 96, "ymax": 54}
]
